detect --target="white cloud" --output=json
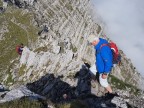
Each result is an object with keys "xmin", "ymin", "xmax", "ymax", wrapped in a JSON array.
[{"xmin": 91, "ymin": 0, "xmax": 144, "ymax": 76}]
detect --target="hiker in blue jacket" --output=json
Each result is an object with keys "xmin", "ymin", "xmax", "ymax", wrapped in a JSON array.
[{"xmin": 87, "ymin": 34, "xmax": 113, "ymax": 93}]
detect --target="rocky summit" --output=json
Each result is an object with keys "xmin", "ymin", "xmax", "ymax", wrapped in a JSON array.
[{"xmin": 0, "ymin": 0, "xmax": 144, "ymax": 108}]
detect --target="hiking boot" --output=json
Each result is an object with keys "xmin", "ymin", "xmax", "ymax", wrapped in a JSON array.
[{"xmin": 104, "ymin": 92, "xmax": 119, "ymax": 100}]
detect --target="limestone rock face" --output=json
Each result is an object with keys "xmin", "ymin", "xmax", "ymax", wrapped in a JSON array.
[
  {"xmin": 9, "ymin": 0, "xmax": 99, "ymax": 85},
  {"xmin": 0, "ymin": 0, "xmax": 144, "ymax": 107},
  {"xmin": 0, "ymin": 85, "xmax": 45, "ymax": 103}
]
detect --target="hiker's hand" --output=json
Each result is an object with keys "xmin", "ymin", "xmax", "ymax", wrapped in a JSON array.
[
  {"xmin": 63, "ymin": 94, "xmax": 67, "ymax": 99},
  {"xmin": 102, "ymin": 73, "xmax": 108, "ymax": 79}
]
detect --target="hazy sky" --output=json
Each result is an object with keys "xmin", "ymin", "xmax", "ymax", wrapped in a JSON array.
[{"xmin": 91, "ymin": 0, "xmax": 144, "ymax": 76}]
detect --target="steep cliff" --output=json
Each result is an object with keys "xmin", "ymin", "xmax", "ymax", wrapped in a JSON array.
[
  {"xmin": 0, "ymin": 0, "xmax": 144, "ymax": 107},
  {"xmin": 0, "ymin": 0, "xmax": 99, "ymax": 87}
]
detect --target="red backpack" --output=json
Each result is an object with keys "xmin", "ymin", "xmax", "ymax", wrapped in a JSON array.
[{"xmin": 100, "ymin": 42, "xmax": 121, "ymax": 64}]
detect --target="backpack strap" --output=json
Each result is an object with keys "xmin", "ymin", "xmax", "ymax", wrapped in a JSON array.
[
  {"xmin": 97, "ymin": 43, "xmax": 110, "ymax": 54},
  {"xmin": 100, "ymin": 43, "xmax": 121, "ymax": 64},
  {"xmin": 100, "ymin": 44, "xmax": 110, "ymax": 49}
]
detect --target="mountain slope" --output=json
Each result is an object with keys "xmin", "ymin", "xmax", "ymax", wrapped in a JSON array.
[{"xmin": 0, "ymin": 0, "xmax": 144, "ymax": 107}]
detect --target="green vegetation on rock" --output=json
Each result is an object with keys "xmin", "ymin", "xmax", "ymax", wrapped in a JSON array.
[
  {"xmin": 0, "ymin": 1, "xmax": 2, "ymax": 6},
  {"xmin": 19, "ymin": 64, "xmax": 26, "ymax": 76},
  {"xmin": 55, "ymin": 100, "xmax": 88, "ymax": 108},
  {"xmin": 0, "ymin": 97, "xmax": 46, "ymax": 108},
  {"xmin": 0, "ymin": 7, "xmax": 38, "ymax": 83},
  {"xmin": 34, "ymin": 46, "xmax": 48, "ymax": 53},
  {"xmin": 70, "ymin": 44, "xmax": 77, "ymax": 53},
  {"xmin": 109, "ymin": 75, "xmax": 140, "ymax": 95},
  {"xmin": 65, "ymin": 3, "xmax": 73, "ymax": 11}
]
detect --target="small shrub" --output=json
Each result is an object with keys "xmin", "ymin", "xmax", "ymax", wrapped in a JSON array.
[
  {"xmin": 70, "ymin": 44, "xmax": 77, "ymax": 53},
  {"xmin": 96, "ymin": 24, "xmax": 101, "ymax": 34},
  {"xmin": 34, "ymin": 46, "xmax": 48, "ymax": 53},
  {"xmin": 65, "ymin": 3, "xmax": 73, "ymax": 11}
]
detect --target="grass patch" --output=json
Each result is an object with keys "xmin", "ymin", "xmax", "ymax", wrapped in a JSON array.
[
  {"xmin": 119, "ymin": 67, "xmax": 134, "ymax": 84},
  {"xmin": 13, "ymin": 10, "xmax": 32, "ymax": 25},
  {"xmin": 6, "ymin": 72, "xmax": 14, "ymax": 85},
  {"xmin": 56, "ymin": 100, "xmax": 88, "ymax": 108},
  {"xmin": 109, "ymin": 75, "xmax": 141, "ymax": 95},
  {"xmin": 3, "ymin": 8, "xmax": 38, "ymax": 43},
  {"xmin": 9, "ymin": 9, "xmax": 37, "ymax": 42},
  {"xmin": 65, "ymin": 3, "xmax": 73, "ymax": 11},
  {"xmin": 0, "ymin": 7, "xmax": 38, "ymax": 82},
  {"xmin": 3, "ymin": 59, "xmax": 19, "ymax": 85},
  {"xmin": 70, "ymin": 44, "xmax": 77, "ymax": 53},
  {"xmin": 34, "ymin": 46, "xmax": 48, "ymax": 53},
  {"xmin": 0, "ymin": 97, "xmax": 46, "ymax": 108},
  {"xmin": 0, "ymin": 0, "xmax": 2, "ymax": 6},
  {"xmin": 19, "ymin": 64, "xmax": 26, "ymax": 76},
  {"xmin": 0, "ymin": 21, "xmax": 28, "ymax": 79}
]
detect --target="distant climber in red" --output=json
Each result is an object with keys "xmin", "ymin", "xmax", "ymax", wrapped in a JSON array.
[{"xmin": 16, "ymin": 43, "xmax": 24, "ymax": 55}]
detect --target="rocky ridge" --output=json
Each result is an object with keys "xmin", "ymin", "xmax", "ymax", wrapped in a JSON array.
[{"xmin": 0, "ymin": 0, "xmax": 144, "ymax": 107}]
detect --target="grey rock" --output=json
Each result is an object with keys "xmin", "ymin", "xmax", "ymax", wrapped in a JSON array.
[
  {"xmin": 111, "ymin": 96, "xmax": 127, "ymax": 108},
  {"xmin": 0, "ymin": 85, "xmax": 45, "ymax": 103}
]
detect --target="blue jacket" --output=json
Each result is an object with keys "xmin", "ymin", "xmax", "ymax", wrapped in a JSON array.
[{"xmin": 94, "ymin": 38, "xmax": 113, "ymax": 74}]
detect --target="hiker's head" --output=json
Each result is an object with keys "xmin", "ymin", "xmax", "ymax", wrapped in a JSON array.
[{"xmin": 87, "ymin": 34, "xmax": 99, "ymax": 46}]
